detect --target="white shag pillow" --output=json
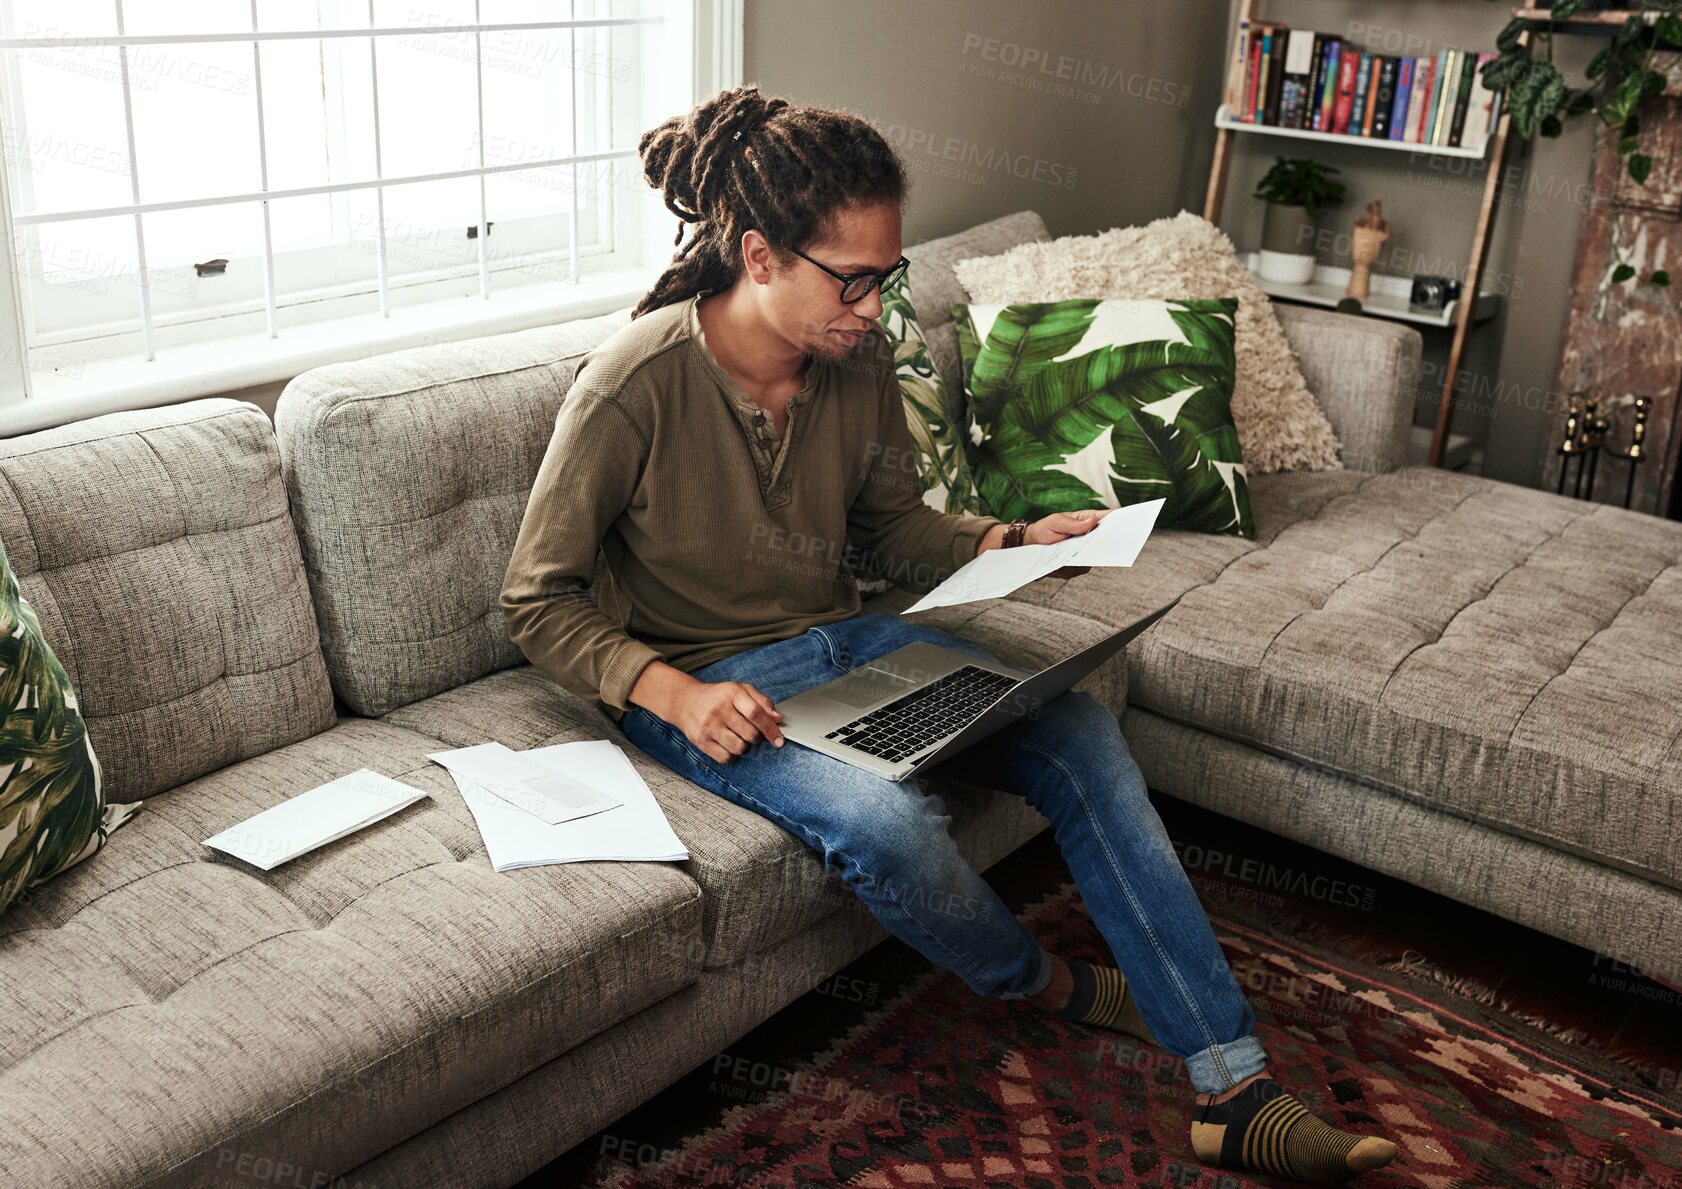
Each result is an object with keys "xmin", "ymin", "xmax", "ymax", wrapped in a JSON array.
[{"xmin": 952, "ymin": 211, "xmax": 1343, "ymax": 474}]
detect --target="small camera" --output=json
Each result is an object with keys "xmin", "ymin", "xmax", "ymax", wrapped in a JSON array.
[{"xmin": 1410, "ymin": 275, "xmax": 1462, "ymax": 311}]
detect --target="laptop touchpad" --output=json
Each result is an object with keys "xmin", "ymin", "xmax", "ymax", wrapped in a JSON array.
[{"xmin": 826, "ymin": 666, "xmax": 918, "ymax": 709}]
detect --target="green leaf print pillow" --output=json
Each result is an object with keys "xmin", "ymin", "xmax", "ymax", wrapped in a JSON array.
[
  {"xmin": 0, "ymin": 533, "xmax": 139, "ymax": 919},
  {"xmin": 846, "ymin": 272, "xmax": 991, "ymax": 596},
  {"xmin": 879, "ymin": 274, "xmax": 985, "ymax": 517},
  {"xmin": 952, "ymin": 297, "xmax": 1254, "ymax": 539}
]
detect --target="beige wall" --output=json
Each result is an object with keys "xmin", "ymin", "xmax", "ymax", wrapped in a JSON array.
[{"xmin": 743, "ymin": 0, "xmax": 1228, "ymax": 244}]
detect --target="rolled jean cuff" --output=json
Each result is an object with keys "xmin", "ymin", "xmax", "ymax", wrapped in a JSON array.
[
  {"xmin": 1183, "ymin": 1034, "xmax": 1269, "ymax": 1095},
  {"xmin": 994, "ymin": 945, "xmax": 1054, "ymax": 1001}
]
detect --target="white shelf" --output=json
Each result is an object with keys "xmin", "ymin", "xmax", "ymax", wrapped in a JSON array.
[
  {"xmin": 1215, "ymin": 104, "xmax": 1492, "ymax": 159},
  {"xmin": 1244, "ymin": 257, "xmax": 1500, "ymax": 329}
]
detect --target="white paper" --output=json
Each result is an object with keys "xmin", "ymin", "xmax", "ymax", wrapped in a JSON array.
[
  {"xmin": 905, "ymin": 498, "xmax": 1165, "ymax": 613},
  {"xmin": 451, "ymin": 740, "xmax": 688, "ymax": 872},
  {"xmin": 426, "ymin": 741, "xmax": 622, "ymax": 825},
  {"xmin": 203, "ymin": 769, "xmax": 430, "ymax": 870}
]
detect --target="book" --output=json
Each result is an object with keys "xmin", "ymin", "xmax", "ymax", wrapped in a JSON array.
[
  {"xmin": 1349, "ymin": 52, "xmax": 1373, "ymax": 134},
  {"xmin": 1245, "ymin": 32, "xmax": 1265, "ymax": 123},
  {"xmin": 1251, "ymin": 27, "xmax": 1264, "ymax": 123},
  {"xmin": 1363, "ymin": 54, "xmax": 1385, "ymax": 137},
  {"xmin": 1331, "ymin": 48, "xmax": 1360, "ymax": 134},
  {"xmin": 1306, "ymin": 34, "xmax": 1330, "ymax": 130},
  {"xmin": 1424, "ymin": 49, "xmax": 1448, "ymax": 144},
  {"xmin": 1263, "ymin": 24, "xmax": 1290, "ymax": 124},
  {"xmin": 1447, "ymin": 47, "xmax": 1480, "ymax": 147},
  {"xmin": 1388, "ymin": 57, "xmax": 1413, "ymax": 141},
  {"xmin": 1463, "ymin": 53, "xmax": 1500, "ymax": 148},
  {"xmin": 1317, "ymin": 41, "xmax": 1343, "ymax": 131},
  {"xmin": 1281, "ymin": 29, "xmax": 1317, "ymax": 128},
  {"xmin": 1432, "ymin": 49, "xmax": 1460, "ymax": 146},
  {"xmin": 1404, "ymin": 55, "xmax": 1432, "ymax": 143},
  {"xmin": 1226, "ymin": 19, "xmax": 1252, "ymax": 115},
  {"xmin": 1373, "ymin": 56, "xmax": 1398, "ymax": 139}
]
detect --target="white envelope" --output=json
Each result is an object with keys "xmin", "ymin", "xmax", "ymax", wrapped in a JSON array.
[
  {"xmin": 426, "ymin": 741, "xmax": 623, "ymax": 825},
  {"xmin": 203, "ymin": 769, "xmax": 430, "ymax": 870}
]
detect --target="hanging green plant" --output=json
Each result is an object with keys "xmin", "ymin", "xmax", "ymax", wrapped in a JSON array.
[{"xmin": 1481, "ymin": 0, "xmax": 1681, "ymax": 287}]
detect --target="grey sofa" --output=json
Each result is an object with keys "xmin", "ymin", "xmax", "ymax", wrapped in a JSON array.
[{"xmin": 0, "ymin": 209, "xmax": 1676, "ymax": 1188}]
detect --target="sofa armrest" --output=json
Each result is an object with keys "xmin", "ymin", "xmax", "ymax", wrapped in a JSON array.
[{"xmin": 1272, "ymin": 303, "xmax": 1422, "ymax": 474}]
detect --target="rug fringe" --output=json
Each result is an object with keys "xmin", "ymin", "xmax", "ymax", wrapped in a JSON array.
[{"xmin": 1374, "ymin": 947, "xmax": 1674, "ymax": 1083}]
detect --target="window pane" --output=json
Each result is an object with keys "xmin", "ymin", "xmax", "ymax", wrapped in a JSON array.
[
  {"xmin": 3, "ymin": 47, "xmax": 134, "ymax": 213},
  {"xmin": 5, "ymin": 0, "xmax": 117, "ymax": 39},
  {"xmin": 129, "ymin": 40, "xmax": 262, "ymax": 204},
  {"xmin": 22, "ymin": 215, "xmax": 140, "ymax": 339},
  {"xmin": 374, "ymin": 175, "xmax": 478, "ymax": 283},
  {"xmin": 374, "ymin": 24, "xmax": 478, "ymax": 178},
  {"xmin": 123, "ymin": 0, "xmax": 250, "ymax": 37}
]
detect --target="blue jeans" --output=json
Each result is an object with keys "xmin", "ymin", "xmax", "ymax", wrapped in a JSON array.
[{"xmin": 621, "ymin": 611, "xmax": 1268, "ymax": 1094}]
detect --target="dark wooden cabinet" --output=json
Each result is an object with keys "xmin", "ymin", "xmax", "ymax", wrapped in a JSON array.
[{"xmin": 1541, "ymin": 53, "xmax": 1682, "ymax": 517}]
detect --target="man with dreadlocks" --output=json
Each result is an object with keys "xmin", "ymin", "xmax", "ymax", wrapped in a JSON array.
[{"xmin": 501, "ymin": 84, "xmax": 1397, "ymax": 1185}]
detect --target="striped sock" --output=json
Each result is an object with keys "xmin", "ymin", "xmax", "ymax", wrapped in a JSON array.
[
  {"xmin": 1046, "ymin": 958, "xmax": 1156, "ymax": 1045},
  {"xmin": 1189, "ymin": 1076, "xmax": 1398, "ymax": 1184}
]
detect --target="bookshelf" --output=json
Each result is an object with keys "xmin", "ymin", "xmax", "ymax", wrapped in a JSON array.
[
  {"xmin": 1241, "ymin": 256, "xmax": 1502, "ymax": 329},
  {"xmin": 1205, "ymin": 0, "xmax": 1522, "ymax": 469},
  {"xmin": 1213, "ymin": 105, "xmax": 1493, "ymax": 159},
  {"xmin": 1511, "ymin": 6, "xmax": 1638, "ymax": 28}
]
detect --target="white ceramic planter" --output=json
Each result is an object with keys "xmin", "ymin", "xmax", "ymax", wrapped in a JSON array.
[{"xmin": 1258, "ymin": 202, "xmax": 1318, "ymax": 285}]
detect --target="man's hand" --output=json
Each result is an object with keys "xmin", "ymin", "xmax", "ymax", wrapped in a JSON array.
[
  {"xmin": 666, "ymin": 679, "xmax": 785, "ymax": 764},
  {"xmin": 1027, "ymin": 508, "xmax": 1110, "ymax": 579}
]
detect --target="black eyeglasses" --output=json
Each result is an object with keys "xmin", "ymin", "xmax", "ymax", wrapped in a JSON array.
[{"xmin": 785, "ymin": 245, "xmax": 910, "ymax": 304}]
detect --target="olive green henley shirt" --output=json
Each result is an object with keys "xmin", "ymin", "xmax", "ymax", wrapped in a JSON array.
[{"xmin": 499, "ymin": 290, "xmax": 1003, "ymax": 725}]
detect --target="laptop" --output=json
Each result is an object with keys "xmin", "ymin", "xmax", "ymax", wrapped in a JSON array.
[{"xmin": 777, "ymin": 598, "xmax": 1179, "ymax": 782}]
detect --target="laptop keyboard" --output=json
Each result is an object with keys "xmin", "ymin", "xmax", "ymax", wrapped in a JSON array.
[{"xmin": 823, "ymin": 664, "xmax": 1020, "ymax": 763}]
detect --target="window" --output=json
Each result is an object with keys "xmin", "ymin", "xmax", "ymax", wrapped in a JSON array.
[{"xmin": 0, "ymin": 0, "xmax": 737, "ymax": 421}]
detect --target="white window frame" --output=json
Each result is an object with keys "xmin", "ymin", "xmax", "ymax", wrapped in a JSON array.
[{"xmin": 0, "ymin": 0, "xmax": 742, "ymax": 436}]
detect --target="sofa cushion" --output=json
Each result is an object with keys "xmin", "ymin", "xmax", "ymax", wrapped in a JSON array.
[
  {"xmin": 954, "ymin": 297, "xmax": 1253, "ymax": 537},
  {"xmin": 274, "ymin": 310, "xmax": 632, "ymax": 717},
  {"xmin": 0, "ymin": 399, "xmax": 336, "ymax": 801},
  {"xmin": 0, "ymin": 716, "xmax": 702, "ymax": 1188},
  {"xmin": 0, "ymin": 530, "xmax": 142, "ymax": 919},
  {"xmin": 905, "ymin": 209, "xmax": 1052, "ymax": 426},
  {"xmin": 953, "ymin": 210, "xmax": 1344, "ymax": 474},
  {"xmin": 1018, "ymin": 467, "xmax": 1682, "ymax": 892},
  {"xmin": 379, "ymin": 600, "xmax": 1083, "ymax": 970}
]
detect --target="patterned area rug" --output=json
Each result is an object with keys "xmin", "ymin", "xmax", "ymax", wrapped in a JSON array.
[{"xmin": 584, "ymin": 882, "xmax": 1682, "ymax": 1187}]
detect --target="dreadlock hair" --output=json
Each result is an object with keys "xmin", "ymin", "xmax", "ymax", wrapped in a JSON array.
[{"xmin": 630, "ymin": 84, "xmax": 908, "ymax": 320}]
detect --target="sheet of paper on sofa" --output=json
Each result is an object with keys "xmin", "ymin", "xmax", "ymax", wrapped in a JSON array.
[
  {"xmin": 905, "ymin": 498, "xmax": 1164, "ymax": 613},
  {"xmin": 202, "ymin": 769, "xmax": 430, "ymax": 870},
  {"xmin": 447, "ymin": 739, "xmax": 688, "ymax": 871},
  {"xmin": 426, "ymin": 740, "xmax": 622, "ymax": 824}
]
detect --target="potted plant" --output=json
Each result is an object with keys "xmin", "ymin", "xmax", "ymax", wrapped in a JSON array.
[
  {"xmin": 1481, "ymin": 1, "xmax": 1680, "ymax": 287},
  {"xmin": 1253, "ymin": 156, "xmax": 1345, "ymax": 284}
]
